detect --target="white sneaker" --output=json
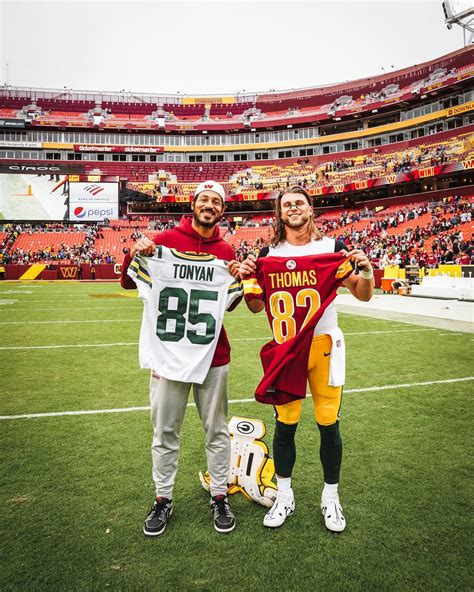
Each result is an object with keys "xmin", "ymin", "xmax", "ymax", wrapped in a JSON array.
[
  {"xmin": 263, "ymin": 491, "xmax": 295, "ymax": 528},
  {"xmin": 321, "ymin": 493, "xmax": 346, "ymax": 532}
]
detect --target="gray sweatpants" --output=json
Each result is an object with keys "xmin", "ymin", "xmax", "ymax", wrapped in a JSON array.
[{"xmin": 149, "ymin": 364, "xmax": 230, "ymax": 499}]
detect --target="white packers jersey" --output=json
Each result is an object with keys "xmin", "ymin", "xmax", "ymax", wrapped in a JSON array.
[{"xmin": 128, "ymin": 245, "xmax": 242, "ymax": 384}]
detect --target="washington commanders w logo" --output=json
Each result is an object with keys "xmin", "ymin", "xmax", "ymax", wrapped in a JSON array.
[
  {"xmin": 463, "ymin": 159, "xmax": 474, "ymax": 170},
  {"xmin": 60, "ymin": 267, "xmax": 78, "ymax": 279}
]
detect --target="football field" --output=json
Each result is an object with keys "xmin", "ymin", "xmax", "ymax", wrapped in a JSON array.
[{"xmin": 1, "ymin": 281, "xmax": 472, "ymax": 591}]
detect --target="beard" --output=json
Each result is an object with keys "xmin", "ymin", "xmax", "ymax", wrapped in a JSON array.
[
  {"xmin": 193, "ymin": 209, "xmax": 222, "ymax": 229},
  {"xmin": 282, "ymin": 212, "xmax": 310, "ymax": 229}
]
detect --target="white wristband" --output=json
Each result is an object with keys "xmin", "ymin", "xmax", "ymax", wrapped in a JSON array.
[{"xmin": 359, "ymin": 268, "xmax": 374, "ymax": 280}]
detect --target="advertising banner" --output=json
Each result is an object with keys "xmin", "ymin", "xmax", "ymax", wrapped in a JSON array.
[
  {"xmin": 73, "ymin": 144, "xmax": 164, "ymax": 153},
  {"xmin": 0, "ymin": 140, "xmax": 42, "ymax": 148},
  {"xmin": 0, "ymin": 163, "xmax": 83, "ymax": 174},
  {"xmin": 4, "ymin": 264, "xmax": 120, "ymax": 280},
  {"xmin": 446, "ymin": 101, "xmax": 474, "ymax": 118},
  {"xmin": 69, "ymin": 182, "xmax": 119, "ymax": 221},
  {"xmin": 182, "ymin": 96, "xmax": 235, "ymax": 105},
  {"xmin": 0, "ymin": 119, "xmax": 25, "ymax": 128}
]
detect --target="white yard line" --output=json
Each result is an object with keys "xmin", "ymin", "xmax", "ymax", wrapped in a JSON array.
[
  {"xmin": 438, "ymin": 333, "xmax": 465, "ymax": 336},
  {"xmin": 0, "ymin": 306, "xmax": 140, "ymax": 312},
  {"xmin": 1, "ymin": 376, "xmax": 472, "ymax": 421},
  {"xmin": 0, "ymin": 298, "xmax": 133, "ymax": 302},
  {"xmin": 0, "ymin": 342, "xmax": 139, "ymax": 350},
  {"xmin": 0, "ymin": 327, "xmax": 461, "ymax": 350},
  {"xmin": 345, "ymin": 377, "xmax": 474, "ymax": 393},
  {"xmin": 344, "ymin": 328, "xmax": 437, "ymax": 335},
  {"xmin": 0, "ymin": 319, "xmax": 142, "ymax": 325}
]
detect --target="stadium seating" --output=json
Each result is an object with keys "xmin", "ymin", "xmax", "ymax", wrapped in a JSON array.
[
  {"xmin": 231, "ymin": 133, "xmax": 472, "ymax": 195},
  {"xmin": 1, "ymin": 195, "xmax": 471, "ymax": 268},
  {"xmin": 0, "ymin": 108, "xmax": 17, "ymax": 117},
  {"xmin": 384, "ymin": 212, "xmax": 433, "ymax": 236},
  {"xmin": 225, "ymin": 226, "xmax": 272, "ymax": 249},
  {"xmin": 93, "ymin": 228, "xmax": 158, "ymax": 256},
  {"xmin": 12, "ymin": 231, "xmax": 87, "ymax": 254},
  {"xmin": 423, "ymin": 221, "xmax": 473, "ymax": 251},
  {"xmin": 1, "ymin": 46, "xmax": 471, "ymax": 131},
  {"xmin": 115, "ymin": 128, "xmax": 472, "ymax": 197},
  {"xmin": 34, "ymin": 111, "xmax": 89, "ymax": 125},
  {"xmin": 324, "ymin": 218, "xmax": 376, "ymax": 236}
]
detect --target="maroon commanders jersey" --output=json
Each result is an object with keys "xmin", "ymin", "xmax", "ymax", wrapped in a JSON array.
[{"xmin": 243, "ymin": 252, "xmax": 352, "ymax": 405}]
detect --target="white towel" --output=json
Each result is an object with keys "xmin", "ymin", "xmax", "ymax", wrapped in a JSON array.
[{"xmin": 326, "ymin": 327, "xmax": 346, "ymax": 387}]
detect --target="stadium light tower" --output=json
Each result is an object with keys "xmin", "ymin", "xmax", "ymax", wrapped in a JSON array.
[{"xmin": 442, "ymin": 1, "xmax": 474, "ymax": 45}]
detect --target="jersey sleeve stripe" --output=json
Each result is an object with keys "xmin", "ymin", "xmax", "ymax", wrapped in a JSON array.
[
  {"xmin": 228, "ymin": 281, "xmax": 243, "ymax": 294},
  {"xmin": 134, "ymin": 271, "xmax": 153, "ymax": 287},
  {"xmin": 131, "ymin": 256, "xmax": 151, "ymax": 276},
  {"xmin": 130, "ymin": 259, "xmax": 152, "ymax": 284},
  {"xmin": 129, "ymin": 260, "xmax": 140, "ymax": 275},
  {"xmin": 130, "ymin": 259, "xmax": 150, "ymax": 278},
  {"xmin": 242, "ymin": 279, "xmax": 263, "ymax": 296},
  {"xmin": 128, "ymin": 263, "xmax": 152, "ymax": 288},
  {"xmin": 243, "ymin": 286, "xmax": 263, "ymax": 295},
  {"xmin": 242, "ymin": 278, "xmax": 260, "ymax": 289},
  {"xmin": 335, "ymin": 258, "xmax": 353, "ymax": 279}
]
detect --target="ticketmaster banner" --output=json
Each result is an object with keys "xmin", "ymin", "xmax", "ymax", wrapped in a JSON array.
[
  {"xmin": 0, "ymin": 119, "xmax": 25, "ymax": 128},
  {"xmin": 69, "ymin": 182, "xmax": 119, "ymax": 221}
]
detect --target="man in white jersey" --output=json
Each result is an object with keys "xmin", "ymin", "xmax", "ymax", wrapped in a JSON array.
[
  {"xmin": 128, "ymin": 246, "xmax": 242, "ymax": 383},
  {"xmin": 122, "ymin": 181, "xmax": 242, "ymax": 536},
  {"xmin": 239, "ymin": 186, "xmax": 374, "ymax": 532}
]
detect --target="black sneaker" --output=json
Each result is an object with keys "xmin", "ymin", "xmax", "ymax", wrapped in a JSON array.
[
  {"xmin": 210, "ymin": 494, "xmax": 235, "ymax": 533},
  {"xmin": 143, "ymin": 497, "xmax": 173, "ymax": 537}
]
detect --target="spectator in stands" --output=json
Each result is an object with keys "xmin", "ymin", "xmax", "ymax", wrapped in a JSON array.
[{"xmin": 120, "ymin": 181, "xmax": 242, "ymax": 538}]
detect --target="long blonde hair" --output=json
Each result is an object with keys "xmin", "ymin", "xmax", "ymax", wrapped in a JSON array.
[{"xmin": 270, "ymin": 186, "xmax": 322, "ymax": 247}]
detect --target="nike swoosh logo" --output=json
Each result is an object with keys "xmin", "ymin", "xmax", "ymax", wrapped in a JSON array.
[{"xmin": 324, "ymin": 352, "xmax": 331, "ymax": 356}]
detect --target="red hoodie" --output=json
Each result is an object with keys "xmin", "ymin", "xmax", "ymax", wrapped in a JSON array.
[{"xmin": 121, "ymin": 216, "xmax": 238, "ymax": 367}]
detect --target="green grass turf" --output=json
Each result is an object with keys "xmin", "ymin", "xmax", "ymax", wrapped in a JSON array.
[{"xmin": 0, "ymin": 281, "xmax": 472, "ymax": 591}]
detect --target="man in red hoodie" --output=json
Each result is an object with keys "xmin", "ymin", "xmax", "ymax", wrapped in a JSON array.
[{"xmin": 121, "ymin": 181, "xmax": 241, "ymax": 537}]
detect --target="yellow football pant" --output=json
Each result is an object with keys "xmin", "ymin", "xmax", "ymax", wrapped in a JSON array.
[{"xmin": 274, "ymin": 334, "xmax": 342, "ymax": 427}]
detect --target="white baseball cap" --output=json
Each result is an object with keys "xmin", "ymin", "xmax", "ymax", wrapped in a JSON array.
[{"xmin": 193, "ymin": 180, "xmax": 226, "ymax": 202}]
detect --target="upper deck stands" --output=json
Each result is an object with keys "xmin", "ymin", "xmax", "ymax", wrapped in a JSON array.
[{"xmin": 1, "ymin": 47, "xmax": 471, "ymax": 131}]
